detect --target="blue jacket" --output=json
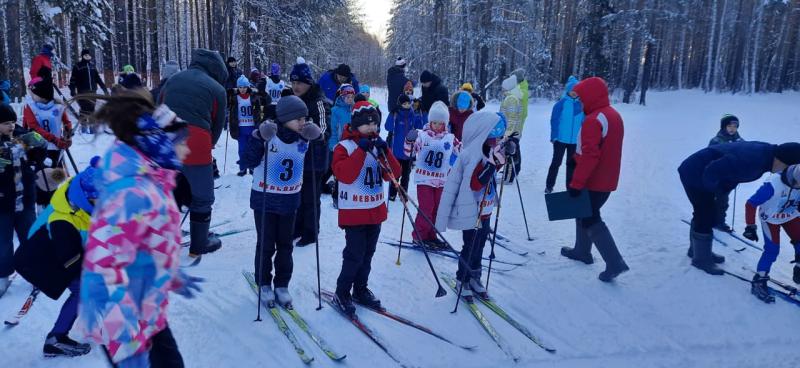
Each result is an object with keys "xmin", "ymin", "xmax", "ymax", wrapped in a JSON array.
[
  {"xmin": 241, "ymin": 128, "xmax": 304, "ymax": 214},
  {"xmin": 318, "ymin": 70, "xmax": 360, "ymax": 102},
  {"xmin": 549, "ymin": 76, "xmax": 584, "ymax": 144},
  {"xmin": 1, "ymin": 80, "xmax": 11, "ymax": 105},
  {"xmin": 329, "ymin": 97, "xmax": 352, "ymax": 151},
  {"xmin": 385, "ymin": 108, "xmax": 423, "ymax": 159},
  {"xmin": 678, "ymin": 141, "xmax": 776, "ymax": 193}
]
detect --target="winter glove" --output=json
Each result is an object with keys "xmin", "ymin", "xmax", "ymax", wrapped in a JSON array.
[
  {"xmin": 357, "ymin": 138, "xmax": 374, "ymax": 152},
  {"xmin": 300, "ymin": 123, "xmax": 321, "ymax": 141},
  {"xmin": 743, "ymin": 225, "xmax": 759, "ymax": 242},
  {"xmin": 504, "ymin": 140, "xmax": 517, "ymax": 156},
  {"xmin": 254, "ymin": 121, "xmax": 277, "ymax": 142},
  {"xmin": 373, "ymin": 137, "xmax": 388, "ymax": 154},
  {"xmin": 568, "ymin": 187, "xmax": 583, "ymax": 198},
  {"xmin": 386, "ymin": 132, "xmax": 394, "ymax": 145},
  {"xmin": 55, "ymin": 138, "xmax": 72, "ymax": 149},
  {"xmin": 174, "ymin": 270, "xmax": 204, "ymax": 299},
  {"xmin": 405, "ymin": 129, "xmax": 419, "ymax": 142}
]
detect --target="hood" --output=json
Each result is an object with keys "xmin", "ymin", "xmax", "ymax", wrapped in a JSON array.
[
  {"xmin": 572, "ymin": 77, "xmax": 609, "ymax": 114},
  {"xmin": 50, "ymin": 179, "xmax": 79, "ymax": 216},
  {"xmin": 189, "ymin": 49, "xmax": 228, "ymax": 85},
  {"xmin": 461, "ymin": 110, "xmax": 500, "ymax": 147},
  {"xmin": 0, "ymin": 80, "xmax": 11, "ymax": 91},
  {"xmin": 563, "ymin": 76, "xmax": 579, "ymax": 98}
]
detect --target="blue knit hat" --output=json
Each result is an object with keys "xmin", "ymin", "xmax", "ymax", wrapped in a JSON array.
[
  {"xmin": 271, "ymin": 63, "xmax": 281, "ymax": 76},
  {"xmin": 67, "ymin": 156, "xmax": 101, "ymax": 214},
  {"xmin": 41, "ymin": 44, "xmax": 54, "ymax": 57},
  {"xmin": 456, "ymin": 91, "xmax": 472, "ymax": 110},
  {"xmin": 236, "ymin": 75, "xmax": 251, "ymax": 88},
  {"xmin": 359, "ymin": 85, "xmax": 370, "ymax": 94},
  {"xmin": 290, "ymin": 57, "xmax": 314, "ymax": 85}
]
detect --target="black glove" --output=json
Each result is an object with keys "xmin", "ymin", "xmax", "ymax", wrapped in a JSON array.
[
  {"xmin": 743, "ymin": 225, "xmax": 759, "ymax": 242},
  {"xmin": 373, "ymin": 137, "xmax": 388, "ymax": 154},
  {"xmin": 357, "ymin": 138, "xmax": 374, "ymax": 152},
  {"xmin": 568, "ymin": 187, "xmax": 582, "ymax": 198},
  {"xmin": 504, "ymin": 140, "xmax": 517, "ymax": 156}
]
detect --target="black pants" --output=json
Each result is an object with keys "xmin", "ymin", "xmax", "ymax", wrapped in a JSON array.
[
  {"xmin": 545, "ymin": 141, "xmax": 576, "ymax": 190},
  {"xmin": 504, "ymin": 136, "xmax": 523, "ymax": 182},
  {"xmin": 388, "ymin": 159, "xmax": 412, "ymax": 199},
  {"xmin": 456, "ymin": 218, "xmax": 491, "ymax": 282},
  {"xmin": 104, "ymin": 326, "xmax": 183, "ymax": 368},
  {"xmin": 713, "ymin": 189, "xmax": 732, "ymax": 227},
  {"xmin": 579, "ymin": 191, "xmax": 610, "ymax": 228},
  {"xmin": 254, "ymin": 211, "xmax": 296, "ymax": 288},
  {"xmin": 336, "ymin": 224, "xmax": 381, "ymax": 295},
  {"xmin": 682, "ymin": 183, "xmax": 716, "ymax": 235},
  {"xmin": 294, "ymin": 170, "xmax": 324, "ymax": 241},
  {"xmin": 77, "ymin": 99, "xmax": 96, "ymax": 133}
]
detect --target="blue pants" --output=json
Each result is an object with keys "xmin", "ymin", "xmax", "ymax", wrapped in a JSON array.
[
  {"xmin": 757, "ymin": 219, "xmax": 800, "ymax": 273},
  {"xmin": 50, "ymin": 278, "xmax": 80, "ymax": 335},
  {"xmin": 237, "ymin": 126, "xmax": 255, "ymax": 171},
  {"xmin": 0, "ymin": 208, "xmax": 35, "ymax": 277}
]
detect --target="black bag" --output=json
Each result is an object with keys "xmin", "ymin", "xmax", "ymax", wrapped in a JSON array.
[
  {"xmin": 545, "ymin": 190, "xmax": 592, "ymax": 221},
  {"xmin": 13, "ymin": 221, "xmax": 83, "ymax": 300}
]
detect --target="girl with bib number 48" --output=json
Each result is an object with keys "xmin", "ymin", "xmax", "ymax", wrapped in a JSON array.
[
  {"xmin": 331, "ymin": 101, "xmax": 400, "ymax": 316},
  {"xmin": 241, "ymin": 96, "xmax": 321, "ymax": 306}
]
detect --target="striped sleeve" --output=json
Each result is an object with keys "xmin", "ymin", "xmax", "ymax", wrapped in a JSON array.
[{"xmin": 316, "ymin": 99, "xmax": 327, "ymax": 136}]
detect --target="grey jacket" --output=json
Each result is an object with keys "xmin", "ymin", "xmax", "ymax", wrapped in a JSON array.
[
  {"xmin": 159, "ymin": 49, "xmax": 228, "ymax": 145},
  {"xmin": 435, "ymin": 110, "xmax": 499, "ymax": 231}
]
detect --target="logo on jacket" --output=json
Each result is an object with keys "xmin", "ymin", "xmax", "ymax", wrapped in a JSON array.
[
  {"xmin": 298, "ymin": 141, "xmax": 308, "ymax": 153},
  {"xmin": 443, "ymin": 142, "xmax": 451, "ymax": 151}
]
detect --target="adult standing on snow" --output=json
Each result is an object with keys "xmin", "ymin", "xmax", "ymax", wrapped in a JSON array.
[
  {"xmin": 561, "ymin": 77, "xmax": 629, "ymax": 282},
  {"xmin": 69, "ymin": 49, "xmax": 108, "ymax": 132},
  {"xmin": 159, "ymin": 48, "xmax": 228, "ymax": 258},
  {"xmin": 419, "ymin": 70, "xmax": 449, "ymax": 123},
  {"xmin": 318, "ymin": 63, "xmax": 360, "ymax": 102},
  {"xmin": 511, "ymin": 68, "xmax": 530, "ymax": 127},
  {"xmin": 545, "ymin": 76, "xmax": 584, "ymax": 193},
  {"xmin": 224, "ymin": 57, "xmax": 243, "ymax": 91},
  {"xmin": 386, "ymin": 57, "xmax": 410, "ymax": 114},
  {"xmin": 679, "ymin": 141, "xmax": 800, "ymax": 275},
  {"xmin": 290, "ymin": 57, "xmax": 331, "ymax": 247}
]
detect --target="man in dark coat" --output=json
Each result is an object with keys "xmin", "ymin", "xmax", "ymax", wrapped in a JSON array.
[
  {"xmin": 159, "ymin": 49, "xmax": 228, "ymax": 258},
  {"xmin": 386, "ymin": 57, "xmax": 410, "ymax": 113},
  {"xmin": 318, "ymin": 63, "xmax": 360, "ymax": 102},
  {"xmin": 679, "ymin": 141, "xmax": 800, "ymax": 275},
  {"xmin": 68, "ymin": 49, "xmax": 108, "ymax": 132},
  {"xmin": 419, "ymin": 70, "xmax": 449, "ymax": 122}
]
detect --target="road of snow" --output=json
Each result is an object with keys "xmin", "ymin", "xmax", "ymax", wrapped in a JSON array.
[{"xmin": 2, "ymin": 88, "xmax": 799, "ymax": 368}]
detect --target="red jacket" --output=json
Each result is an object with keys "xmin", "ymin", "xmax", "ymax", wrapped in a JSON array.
[
  {"xmin": 569, "ymin": 77, "xmax": 624, "ymax": 192},
  {"xmin": 449, "ymin": 107, "xmax": 472, "ymax": 142},
  {"xmin": 30, "ymin": 54, "xmax": 53, "ymax": 81},
  {"xmin": 23, "ymin": 105, "xmax": 72, "ymax": 148},
  {"xmin": 332, "ymin": 126, "xmax": 401, "ymax": 227}
]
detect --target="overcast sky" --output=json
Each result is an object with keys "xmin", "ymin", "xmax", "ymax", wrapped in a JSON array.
[{"xmin": 356, "ymin": 0, "xmax": 392, "ymax": 42}]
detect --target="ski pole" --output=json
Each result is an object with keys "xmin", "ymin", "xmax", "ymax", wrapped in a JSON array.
[
  {"xmin": 64, "ymin": 148, "xmax": 79, "ymax": 174},
  {"xmin": 255, "ymin": 139, "xmax": 269, "ymax": 322},
  {"xmin": 372, "ymin": 150, "xmax": 446, "ymax": 298},
  {"xmin": 510, "ymin": 158, "xmax": 532, "ymax": 241},
  {"xmin": 396, "ymin": 205, "xmax": 407, "ymax": 265},
  {"xmin": 223, "ymin": 129, "xmax": 229, "ymax": 175},
  {"xmin": 180, "ymin": 211, "xmax": 189, "ymax": 227},
  {"xmin": 452, "ymin": 185, "xmax": 491, "ymax": 314},
  {"xmin": 731, "ymin": 186, "xmax": 738, "ymax": 232},
  {"xmin": 486, "ymin": 165, "xmax": 509, "ymax": 292},
  {"xmin": 310, "ymin": 146, "xmax": 323, "ymax": 311}
]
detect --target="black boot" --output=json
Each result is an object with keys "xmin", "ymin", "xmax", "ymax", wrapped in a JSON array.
[
  {"xmin": 43, "ymin": 333, "xmax": 91, "ymax": 357},
  {"xmin": 189, "ymin": 215, "xmax": 222, "ymax": 257},
  {"xmin": 794, "ymin": 253, "xmax": 800, "ymax": 284},
  {"xmin": 353, "ymin": 287, "xmax": 382, "ymax": 310},
  {"xmin": 334, "ymin": 290, "xmax": 356, "ymax": 317},
  {"xmin": 561, "ymin": 220, "xmax": 594, "ymax": 265},
  {"xmin": 751, "ymin": 273, "xmax": 775, "ymax": 303},
  {"xmin": 690, "ymin": 231, "xmax": 724, "ymax": 275},
  {"xmin": 588, "ymin": 222, "xmax": 629, "ymax": 282}
]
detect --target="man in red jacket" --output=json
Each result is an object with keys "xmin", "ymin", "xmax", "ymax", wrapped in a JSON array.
[{"xmin": 561, "ymin": 77, "xmax": 629, "ymax": 282}]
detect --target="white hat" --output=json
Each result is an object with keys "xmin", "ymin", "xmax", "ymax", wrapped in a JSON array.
[
  {"xmin": 395, "ymin": 57, "xmax": 407, "ymax": 67},
  {"xmin": 428, "ymin": 101, "xmax": 450, "ymax": 124},
  {"xmin": 501, "ymin": 75, "xmax": 518, "ymax": 92}
]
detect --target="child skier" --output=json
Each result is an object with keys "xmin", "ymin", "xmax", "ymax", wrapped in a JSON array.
[
  {"xmin": 385, "ymin": 94, "xmax": 423, "ymax": 201},
  {"xmin": 230, "ymin": 75, "xmax": 265, "ymax": 176},
  {"xmin": 76, "ymin": 91, "xmax": 201, "ymax": 366},
  {"xmin": 240, "ymin": 96, "xmax": 321, "ymax": 305},
  {"xmin": 449, "ymin": 91, "xmax": 474, "ymax": 141},
  {"xmin": 404, "ymin": 100, "xmax": 461, "ymax": 249},
  {"xmin": 263, "ymin": 63, "xmax": 286, "ymax": 121},
  {"xmin": 435, "ymin": 110, "xmax": 510, "ymax": 300},
  {"xmin": 332, "ymin": 101, "xmax": 400, "ymax": 316},
  {"xmin": 326, "ymin": 84, "xmax": 356, "ymax": 207},
  {"xmin": 709, "ymin": 114, "xmax": 745, "ymax": 232},
  {"xmin": 742, "ymin": 165, "xmax": 800, "ymax": 303},
  {"xmin": 14, "ymin": 158, "xmax": 100, "ymax": 357}
]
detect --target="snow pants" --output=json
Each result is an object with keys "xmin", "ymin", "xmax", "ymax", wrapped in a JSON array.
[
  {"xmin": 50, "ymin": 278, "xmax": 79, "ymax": 335},
  {"xmin": 545, "ymin": 141, "xmax": 576, "ymax": 190},
  {"xmin": 757, "ymin": 218, "xmax": 800, "ymax": 273},
  {"xmin": 237, "ymin": 126, "xmax": 255, "ymax": 172},
  {"xmin": 253, "ymin": 210, "xmax": 295, "ymax": 288},
  {"xmin": 413, "ymin": 185, "xmax": 443, "ymax": 242},
  {"xmin": 456, "ymin": 218, "xmax": 491, "ymax": 283},
  {"xmin": 336, "ymin": 224, "xmax": 381, "ymax": 295}
]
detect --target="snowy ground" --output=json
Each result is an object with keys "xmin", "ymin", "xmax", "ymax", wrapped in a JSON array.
[{"xmin": 3, "ymin": 88, "xmax": 800, "ymax": 368}]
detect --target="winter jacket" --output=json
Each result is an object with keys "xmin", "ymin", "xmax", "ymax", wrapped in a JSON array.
[
  {"xmin": 679, "ymin": 141, "xmax": 776, "ymax": 194},
  {"xmin": 318, "ymin": 70, "xmax": 360, "ymax": 102},
  {"xmin": 1, "ymin": 80, "xmax": 11, "ymax": 105},
  {"xmin": 22, "ymin": 98, "xmax": 72, "ymax": 150},
  {"xmin": 404, "ymin": 125, "xmax": 461, "ymax": 188},
  {"xmin": 549, "ymin": 77, "xmax": 584, "ymax": 144},
  {"xmin": 420, "ymin": 73, "xmax": 449, "ymax": 113},
  {"xmin": 30, "ymin": 54, "xmax": 53, "ymax": 82},
  {"xmin": 518, "ymin": 79, "xmax": 530, "ymax": 124},
  {"xmin": 332, "ymin": 127, "xmax": 401, "ymax": 227},
  {"xmin": 569, "ymin": 77, "xmax": 624, "ymax": 193},
  {"xmin": 501, "ymin": 86, "xmax": 524, "ymax": 137},
  {"xmin": 0, "ymin": 128, "xmax": 36, "ymax": 212},
  {"xmin": 386, "ymin": 66, "xmax": 410, "ymax": 113},
  {"xmin": 69, "ymin": 60, "xmax": 108, "ymax": 95},
  {"xmin": 709, "ymin": 130, "xmax": 744, "ymax": 146},
  {"xmin": 435, "ymin": 110, "xmax": 499, "ymax": 231},
  {"xmin": 225, "ymin": 66, "xmax": 243, "ymax": 90},
  {"xmin": 241, "ymin": 128, "xmax": 308, "ymax": 214},
  {"xmin": 159, "ymin": 49, "xmax": 228, "ymax": 166},
  {"xmin": 77, "ymin": 141, "xmax": 184, "ymax": 363},
  {"xmin": 15, "ymin": 179, "xmax": 88, "ymax": 299},
  {"xmin": 296, "ymin": 84, "xmax": 332, "ymax": 172},
  {"xmin": 449, "ymin": 92, "xmax": 475, "ymax": 142},
  {"xmin": 229, "ymin": 92, "xmax": 266, "ymax": 140},
  {"xmin": 329, "ymin": 96, "xmax": 353, "ymax": 151},
  {"xmin": 745, "ymin": 171, "xmax": 800, "ymax": 226},
  {"xmin": 385, "ymin": 107, "xmax": 423, "ymax": 159}
]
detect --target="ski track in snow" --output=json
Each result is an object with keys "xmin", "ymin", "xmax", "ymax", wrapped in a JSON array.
[{"xmin": 2, "ymin": 88, "xmax": 800, "ymax": 367}]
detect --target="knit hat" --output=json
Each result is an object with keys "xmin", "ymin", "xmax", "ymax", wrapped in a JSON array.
[
  {"xmin": 334, "ymin": 64, "xmax": 352, "ymax": 78},
  {"xmin": 133, "ymin": 105, "xmax": 188, "ymax": 170},
  {"xmin": 351, "ymin": 101, "xmax": 380, "ymax": 130},
  {"xmin": 162, "ymin": 60, "xmax": 180, "ymax": 80},
  {"xmin": 338, "ymin": 84, "xmax": 355, "ymax": 97},
  {"xmin": 290, "ymin": 57, "xmax": 314, "ymax": 85},
  {"xmin": 397, "ymin": 94, "xmax": 411, "ymax": 106},
  {"xmin": 359, "ymin": 85, "xmax": 370, "ymax": 94},
  {"xmin": 403, "ymin": 81, "xmax": 414, "ymax": 94},
  {"xmin": 271, "ymin": 63, "xmax": 281, "ymax": 76},
  {"xmin": 420, "ymin": 70, "xmax": 434, "ymax": 83},
  {"xmin": 775, "ymin": 143, "xmax": 800, "ymax": 166},
  {"xmin": 456, "ymin": 91, "xmax": 472, "ymax": 110},
  {"xmin": 236, "ymin": 75, "xmax": 251, "ymax": 88},
  {"xmin": 276, "ymin": 95, "xmax": 308, "ymax": 124},
  {"xmin": 395, "ymin": 57, "xmax": 406, "ymax": 67},
  {"xmin": 227, "ymin": 57, "xmax": 237, "ymax": 63},
  {"xmin": 41, "ymin": 44, "xmax": 54, "ymax": 57},
  {"xmin": 80, "ymin": 49, "xmax": 92, "ymax": 57},
  {"xmin": 460, "ymin": 83, "xmax": 474, "ymax": 93},
  {"xmin": 28, "ymin": 77, "xmax": 54, "ymax": 101},
  {"xmin": 501, "ymin": 75, "xmax": 518, "ymax": 91},
  {"xmin": 428, "ymin": 101, "xmax": 449, "ymax": 124},
  {"xmin": 67, "ymin": 156, "xmax": 101, "ymax": 215},
  {"xmin": 122, "ymin": 64, "xmax": 135, "ymax": 73},
  {"xmin": 0, "ymin": 104, "xmax": 17, "ymax": 123},
  {"xmin": 720, "ymin": 114, "xmax": 739, "ymax": 130}
]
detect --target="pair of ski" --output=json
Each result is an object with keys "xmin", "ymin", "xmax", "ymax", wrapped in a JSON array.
[
  {"xmin": 722, "ymin": 267, "xmax": 800, "ymax": 307},
  {"xmin": 381, "ymin": 239, "xmax": 529, "ymax": 269},
  {"xmin": 319, "ymin": 289, "xmax": 475, "ymax": 367},
  {"xmin": 441, "ymin": 275, "xmax": 556, "ymax": 360},
  {"xmin": 494, "ymin": 233, "xmax": 540, "ymax": 256},
  {"xmin": 679, "ymin": 219, "xmax": 746, "ymax": 252},
  {"xmin": 242, "ymin": 271, "xmax": 345, "ymax": 364}
]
